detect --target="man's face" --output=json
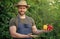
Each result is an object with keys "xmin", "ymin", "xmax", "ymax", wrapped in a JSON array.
[{"xmin": 18, "ymin": 5, "xmax": 27, "ymax": 15}]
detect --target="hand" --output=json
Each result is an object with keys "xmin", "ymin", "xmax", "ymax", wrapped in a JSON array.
[
  {"xmin": 30, "ymin": 35, "xmax": 38, "ymax": 38},
  {"xmin": 28, "ymin": 33, "xmax": 38, "ymax": 38},
  {"xmin": 37, "ymin": 30, "xmax": 48, "ymax": 33},
  {"xmin": 43, "ymin": 29, "xmax": 52, "ymax": 33},
  {"xmin": 43, "ymin": 30, "xmax": 49, "ymax": 32}
]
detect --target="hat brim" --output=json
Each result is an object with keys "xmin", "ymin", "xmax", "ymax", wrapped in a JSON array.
[{"xmin": 15, "ymin": 4, "xmax": 30, "ymax": 8}]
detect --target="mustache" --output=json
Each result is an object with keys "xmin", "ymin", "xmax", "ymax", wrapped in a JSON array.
[
  {"xmin": 18, "ymin": 11, "xmax": 25, "ymax": 13},
  {"xmin": 20, "ymin": 11, "xmax": 24, "ymax": 12}
]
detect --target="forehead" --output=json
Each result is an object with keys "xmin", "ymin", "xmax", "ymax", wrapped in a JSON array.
[{"xmin": 18, "ymin": 5, "xmax": 27, "ymax": 8}]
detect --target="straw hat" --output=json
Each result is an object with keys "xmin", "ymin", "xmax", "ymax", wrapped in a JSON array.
[{"xmin": 16, "ymin": 0, "xmax": 30, "ymax": 8}]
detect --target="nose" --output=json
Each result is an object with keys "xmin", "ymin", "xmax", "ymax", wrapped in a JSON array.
[
  {"xmin": 20, "ymin": 8, "xmax": 24, "ymax": 11},
  {"xmin": 21, "ymin": 8, "xmax": 25, "ymax": 10}
]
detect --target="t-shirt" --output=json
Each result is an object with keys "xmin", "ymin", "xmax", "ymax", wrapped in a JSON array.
[
  {"xmin": 9, "ymin": 15, "xmax": 35, "ymax": 39},
  {"xmin": 9, "ymin": 15, "xmax": 35, "ymax": 27}
]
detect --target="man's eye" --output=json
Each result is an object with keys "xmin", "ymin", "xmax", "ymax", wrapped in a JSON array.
[{"xmin": 23, "ymin": 8, "xmax": 25, "ymax": 9}]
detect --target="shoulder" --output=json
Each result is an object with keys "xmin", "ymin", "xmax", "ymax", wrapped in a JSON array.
[
  {"xmin": 26, "ymin": 16, "xmax": 34, "ymax": 21},
  {"xmin": 10, "ymin": 18, "xmax": 15, "ymax": 21},
  {"xmin": 27, "ymin": 16, "xmax": 33, "ymax": 20},
  {"xmin": 26, "ymin": 16, "xmax": 35, "ymax": 26},
  {"xmin": 10, "ymin": 17, "xmax": 18, "ymax": 23},
  {"xmin": 9, "ymin": 17, "xmax": 18, "ymax": 26}
]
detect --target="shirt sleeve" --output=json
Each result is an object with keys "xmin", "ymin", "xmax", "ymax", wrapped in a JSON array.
[
  {"xmin": 31, "ymin": 18, "xmax": 36, "ymax": 26},
  {"xmin": 9, "ymin": 18, "xmax": 16, "ymax": 27}
]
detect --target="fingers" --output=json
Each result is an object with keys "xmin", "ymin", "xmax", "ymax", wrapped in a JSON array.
[
  {"xmin": 28, "ymin": 33, "xmax": 38, "ymax": 38},
  {"xmin": 29, "ymin": 35, "xmax": 38, "ymax": 38},
  {"xmin": 33, "ymin": 35, "xmax": 38, "ymax": 37},
  {"xmin": 28, "ymin": 33, "xmax": 32, "ymax": 35}
]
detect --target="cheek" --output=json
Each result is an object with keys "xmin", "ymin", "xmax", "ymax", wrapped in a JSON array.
[
  {"xmin": 24, "ymin": 9, "xmax": 27, "ymax": 12},
  {"xmin": 22, "ymin": 9, "xmax": 27, "ymax": 12},
  {"xmin": 18, "ymin": 8, "xmax": 27, "ymax": 12},
  {"xmin": 18, "ymin": 9, "xmax": 21, "ymax": 12}
]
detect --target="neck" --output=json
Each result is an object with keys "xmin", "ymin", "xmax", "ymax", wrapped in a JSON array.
[{"xmin": 19, "ymin": 14, "xmax": 26, "ymax": 19}]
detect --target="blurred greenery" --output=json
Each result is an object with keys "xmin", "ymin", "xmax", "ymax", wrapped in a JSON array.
[{"xmin": 0, "ymin": 0, "xmax": 60, "ymax": 39}]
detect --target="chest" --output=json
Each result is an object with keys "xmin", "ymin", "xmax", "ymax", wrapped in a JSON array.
[{"xmin": 16, "ymin": 18, "xmax": 32, "ymax": 34}]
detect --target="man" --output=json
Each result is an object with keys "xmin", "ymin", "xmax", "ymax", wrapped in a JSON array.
[{"xmin": 9, "ymin": 0, "xmax": 47, "ymax": 39}]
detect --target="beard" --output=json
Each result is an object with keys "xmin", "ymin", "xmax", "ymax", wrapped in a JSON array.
[{"xmin": 18, "ymin": 11, "xmax": 25, "ymax": 16}]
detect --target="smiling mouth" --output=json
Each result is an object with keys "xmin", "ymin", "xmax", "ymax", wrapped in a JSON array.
[{"xmin": 20, "ymin": 11, "xmax": 24, "ymax": 12}]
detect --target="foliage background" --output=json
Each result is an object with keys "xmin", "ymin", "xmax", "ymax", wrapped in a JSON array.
[{"xmin": 0, "ymin": 0, "xmax": 60, "ymax": 39}]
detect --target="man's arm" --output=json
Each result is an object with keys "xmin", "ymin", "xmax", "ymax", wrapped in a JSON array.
[
  {"xmin": 9, "ymin": 26, "xmax": 30, "ymax": 38},
  {"xmin": 9, "ymin": 18, "xmax": 38, "ymax": 38},
  {"xmin": 32, "ymin": 25, "xmax": 46, "ymax": 34}
]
